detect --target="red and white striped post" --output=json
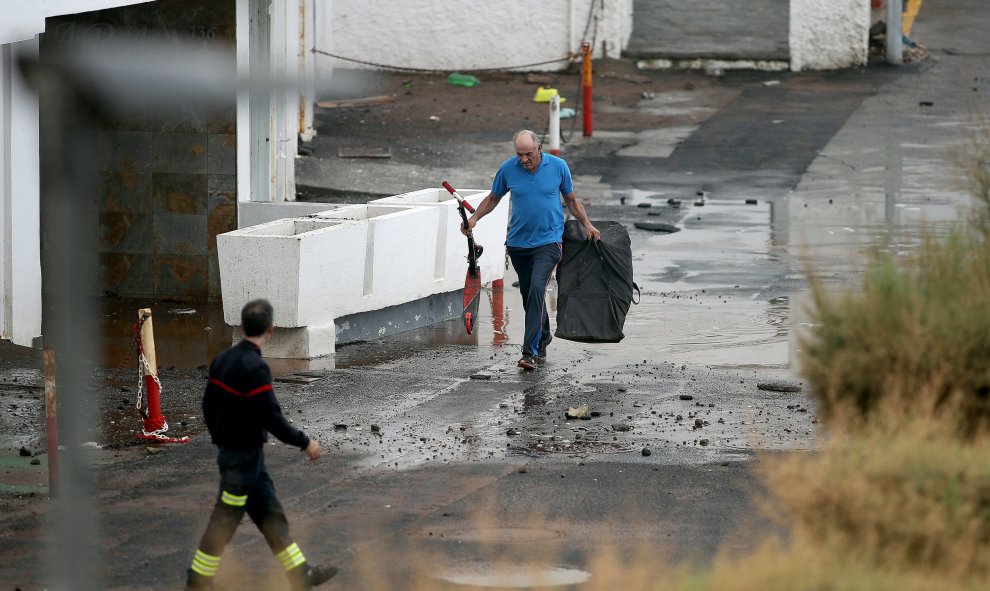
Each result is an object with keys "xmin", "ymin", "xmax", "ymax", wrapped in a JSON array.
[
  {"xmin": 135, "ymin": 309, "xmax": 189, "ymax": 443},
  {"xmin": 548, "ymin": 94, "xmax": 561, "ymax": 155}
]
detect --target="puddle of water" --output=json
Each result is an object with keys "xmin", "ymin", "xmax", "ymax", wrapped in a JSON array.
[
  {"xmin": 97, "ymin": 297, "xmax": 232, "ymax": 371},
  {"xmin": 436, "ymin": 564, "xmax": 591, "ymax": 588}
]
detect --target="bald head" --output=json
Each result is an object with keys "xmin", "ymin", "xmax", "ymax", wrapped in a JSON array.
[{"xmin": 513, "ymin": 129, "xmax": 542, "ymax": 172}]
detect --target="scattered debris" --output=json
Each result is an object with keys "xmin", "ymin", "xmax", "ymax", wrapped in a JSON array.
[
  {"xmin": 757, "ymin": 381, "xmax": 803, "ymax": 393},
  {"xmin": 636, "ymin": 202, "xmax": 652, "ymax": 208},
  {"xmin": 316, "ymin": 94, "xmax": 396, "ymax": 109},
  {"xmin": 145, "ymin": 446, "xmax": 163, "ymax": 455},
  {"xmin": 745, "ymin": 199, "xmax": 758, "ymax": 205},
  {"xmin": 763, "ymin": 80, "xmax": 780, "ymax": 87},
  {"xmin": 275, "ymin": 374, "xmax": 324, "ymax": 385},
  {"xmin": 612, "ymin": 423, "xmax": 632, "ymax": 432},
  {"xmin": 447, "ymin": 73, "xmax": 480, "ymax": 87},
  {"xmin": 19, "ymin": 446, "xmax": 31, "ymax": 457},
  {"xmin": 566, "ymin": 404, "xmax": 590, "ymax": 419},
  {"xmin": 30, "ymin": 458, "xmax": 41, "ymax": 466},
  {"xmin": 641, "ymin": 448, "xmax": 652, "ymax": 457},
  {"xmin": 525, "ymin": 73, "xmax": 553, "ymax": 85},
  {"xmin": 634, "ymin": 222, "xmax": 680, "ymax": 233},
  {"xmin": 470, "ymin": 373, "xmax": 492, "ymax": 380},
  {"xmin": 334, "ymin": 423, "xmax": 348, "ymax": 431},
  {"xmin": 679, "ymin": 394, "xmax": 694, "ymax": 401},
  {"xmin": 168, "ymin": 308, "xmax": 196, "ymax": 315},
  {"xmin": 506, "ymin": 428, "xmax": 521, "ymax": 436},
  {"xmin": 337, "ymin": 146, "xmax": 392, "ymax": 159},
  {"xmin": 699, "ymin": 439, "xmax": 710, "ymax": 446},
  {"xmin": 533, "ymin": 87, "xmax": 566, "ymax": 103}
]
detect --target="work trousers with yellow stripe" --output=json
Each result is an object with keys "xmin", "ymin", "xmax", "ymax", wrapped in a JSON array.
[{"xmin": 188, "ymin": 447, "xmax": 307, "ymax": 586}]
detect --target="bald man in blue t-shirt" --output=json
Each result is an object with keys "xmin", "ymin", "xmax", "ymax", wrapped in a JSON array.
[{"xmin": 462, "ymin": 130, "xmax": 600, "ymax": 370}]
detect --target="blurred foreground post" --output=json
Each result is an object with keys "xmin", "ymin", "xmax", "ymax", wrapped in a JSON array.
[
  {"xmin": 43, "ymin": 346, "xmax": 58, "ymax": 497},
  {"xmin": 886, "ymin": 0, "xmax": 903, "ymax": 64}
]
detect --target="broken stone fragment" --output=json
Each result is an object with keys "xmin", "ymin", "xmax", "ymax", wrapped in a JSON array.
[
  {"xmin": 565, "ymin": 404, "xmax": 589, "ymax": 419},
  {"xmin": 757, "ymin": 381, "xmax": 803, "ymax": 393},
  {"xmin": 334, "ymin": 424, "xmax": 348, "ymax": 431},
  {"xmin": 641, "ymin": 448, "xmax": 652, "ymax": 457},
  {"xmin": 612, "ymin": 423, "xmax": 632, "ymax": 432},
  {"xmin": 19, "ymin": 446, "xmax": 31, "ymax": 457},
  {"xmin": 679, "ymin": 394, "xmax": 693, "ymax": 400},
  {"xmin": 370, "ymin": 424, "xmax": 381, "ymax": 433}
]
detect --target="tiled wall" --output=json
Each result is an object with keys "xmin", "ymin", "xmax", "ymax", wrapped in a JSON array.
[{"xmin": 43, "ymin": 0, "xmax": 237, "ymax": 301}]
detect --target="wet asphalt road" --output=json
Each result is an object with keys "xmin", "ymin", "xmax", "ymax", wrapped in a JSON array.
[{"xmin": 5, "ymin": 1, "xmax": 990, "ymax": 587}]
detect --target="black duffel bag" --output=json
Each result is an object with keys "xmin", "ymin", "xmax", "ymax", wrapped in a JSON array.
[{"xmin": 555, "ymin": 220, "xmax": 639, "ymax": 343}]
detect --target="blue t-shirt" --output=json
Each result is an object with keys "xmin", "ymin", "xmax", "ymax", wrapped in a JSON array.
[{"xmin": 491, "ymin": 153, "xmax": 574, "ymax": 248}]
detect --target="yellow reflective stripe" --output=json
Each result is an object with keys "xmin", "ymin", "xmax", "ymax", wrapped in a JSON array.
[
  {"xmin": 190, "ymin": 550, "xmax": 221, "ymax": 576},
  {"xmin": 195, "ymin": 550, "xmax": 221, "ymax": 566},
  {"xmin": 221, "ymin": 490, "xmax": 247, "ymax": 507},
  {"xmin": 276, "ymin": 543, "xmax": 306, "ymax": 571},
  {"xmin": 190, "ymin": 562, "xmax": 215, "ymax": 577}
]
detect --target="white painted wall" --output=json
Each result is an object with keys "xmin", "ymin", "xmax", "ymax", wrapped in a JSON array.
[
  {"xmin": 313, "ymin": 0, "xmax": 633, "ymax": 85},
  {"xmin": 790, "ymin": 0, "xmax": 869, "ymax": 71},
  {"xmin": 0, "ymin": 38, "xmax": 43, "ymax": 346}
]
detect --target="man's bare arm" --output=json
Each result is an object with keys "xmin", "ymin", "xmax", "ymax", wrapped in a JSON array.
[
  {"xmin": 563, "ymin": 192, "xmax": 601, "ymax": 241},
  {"xmin": 460, "ymin": 192, "xmax": 501, "ymax": 236}
]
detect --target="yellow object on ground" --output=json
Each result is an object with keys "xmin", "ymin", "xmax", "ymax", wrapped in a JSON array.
[{"xmin": 533, "ymin": 87, "xmax": 566, "ymax": 103}]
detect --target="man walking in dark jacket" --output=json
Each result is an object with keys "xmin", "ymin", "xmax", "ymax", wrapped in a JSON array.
[{"xmin": 185, "ymin": 299, "xmax": 336, "ymax": 591}]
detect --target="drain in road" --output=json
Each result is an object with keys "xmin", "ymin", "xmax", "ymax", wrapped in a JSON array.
[{"xmin": 435, "ymin": 563, "xmax": 591, "ymax": 588}]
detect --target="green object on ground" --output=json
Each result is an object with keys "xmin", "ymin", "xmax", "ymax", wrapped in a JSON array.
[{"xmin": 447, "ymin": 73, "xmax": 480, "ymax": 87}]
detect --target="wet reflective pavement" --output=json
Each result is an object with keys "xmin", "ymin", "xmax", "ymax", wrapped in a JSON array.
[{"xmin": 5, "ymin": 4, "xmax": 990, "ymax": 585}]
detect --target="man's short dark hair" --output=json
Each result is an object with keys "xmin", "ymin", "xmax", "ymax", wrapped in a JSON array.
[{"xmin": 241, "ymin": 299, "xmax": 274, "ymax": 337}]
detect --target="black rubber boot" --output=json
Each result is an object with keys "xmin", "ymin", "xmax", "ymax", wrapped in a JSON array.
[{"xmin": 288, "ymin": 564, "xmax": 339, "ymax": 591}]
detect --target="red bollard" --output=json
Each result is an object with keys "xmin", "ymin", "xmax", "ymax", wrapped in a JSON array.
[
  {"xmin": 582, "ymin": 42, "xmax": 593, "ymax": 137},
  {"xmin": 491, "ymin": 279, "xmax": 508, "ymax": 346},
  {"xmin": 135, "ymin": 309, "xmax": 189, "ymax": 443}
]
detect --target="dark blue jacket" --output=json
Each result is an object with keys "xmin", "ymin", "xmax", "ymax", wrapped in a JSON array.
[{"xmin": 203, "ymin": 340, "xmax": 309, "ymax": 451}]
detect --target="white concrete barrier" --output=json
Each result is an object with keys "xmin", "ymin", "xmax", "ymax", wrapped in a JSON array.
[
  {"xmin": 218, "ymin": 190, "xmax": 509, "ymax": 359},
  {"xmin": 312, "ymin": 204, "xmax": 442, "ymax": 313},
  {"xmin": 217, "ymin": 217, "xmax": 369, "ymax": 328},
  {"xmin": 371, "ymin": 188, "xmax": 509, "ymax": 293}
]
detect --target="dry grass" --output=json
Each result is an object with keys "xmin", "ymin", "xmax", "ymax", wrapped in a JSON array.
[{"xmin": 800, "ymin": 229, "xmax": 990, "ymax": 435}]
